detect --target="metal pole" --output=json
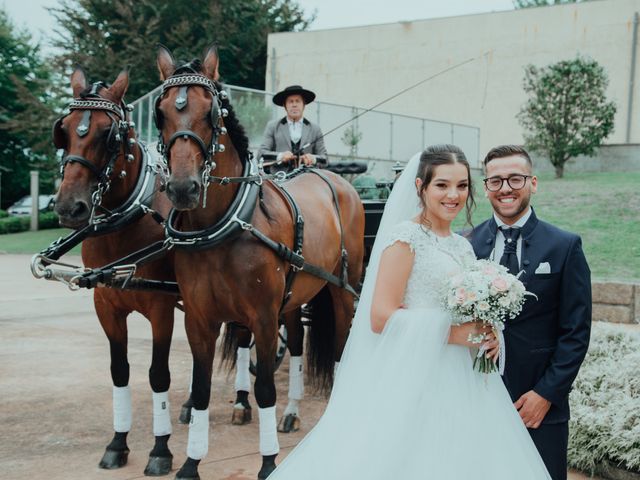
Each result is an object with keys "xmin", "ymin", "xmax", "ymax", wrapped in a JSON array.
[
  {"xmin": 30, "ymin": 171, "xmax": 39, "ymax": 231},
  {"xmin": 626, "ymin": 12, "xmax": 639, "ymax": 143},
  {"xmin": 389, "ymin": 114, "xmax": 394, "ymax": 161},
  {"xmin": 270, "ymin": 47, "xmax": 277, "ymax": 93}
]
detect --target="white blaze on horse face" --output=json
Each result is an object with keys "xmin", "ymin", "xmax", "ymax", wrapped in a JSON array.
[
  {"xmin": 187, "ymin": 408, "xmax": 209, "ymax": 460},
  {"xmin": 113, "ymin": 385, "xmax": 132, "ymax": 432},
  {"xmin": 258, "ymin": 406, "xmax": 280, "ymax": 456},
  {"xmin": 234, "ymin": 347, "xmax": 251, "ymax": 394},
  {"xmin": 152, "ymin": 391, "xmax": 172, "ymax": 436}
]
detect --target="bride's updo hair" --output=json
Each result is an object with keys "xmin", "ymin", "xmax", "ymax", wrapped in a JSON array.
[{"xmin": 416, "ymin": 144, "xmax": 476, "ymax": 226}]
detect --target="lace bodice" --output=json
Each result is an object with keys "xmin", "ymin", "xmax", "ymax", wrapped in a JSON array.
[{"xmin": 381, "ymin": 221, "xmax": 476, "ymax": 310}]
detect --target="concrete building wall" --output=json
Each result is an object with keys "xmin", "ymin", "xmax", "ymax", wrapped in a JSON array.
[{"xmin": 266, "ymin": 0, "xmax": 640, "ymax": 166}]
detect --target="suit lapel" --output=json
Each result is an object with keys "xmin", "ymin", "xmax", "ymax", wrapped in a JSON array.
[
  {"xmin": 475, "ymin": 217, "xmax": 498, "ymax": 260},
  {"xmin": 518, "ymin": 209, "xmax": 540, "ymax": 283},
  {"xmin": 278, "ymin": 117, "xmax": 292, "ymax": 148},
  {"xmin": 300, "ymin": 118, "xmax": 311, "ymax": 153}
]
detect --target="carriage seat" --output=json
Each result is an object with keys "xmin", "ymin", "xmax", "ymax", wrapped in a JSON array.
[{"xmin": 324, "ymin": 161, "xmax": 368, "ymax": 175}]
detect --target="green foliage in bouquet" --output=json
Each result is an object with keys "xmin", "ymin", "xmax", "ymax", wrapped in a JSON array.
[{"xmin": 569, "ymin": 322, "xmax": 640, "ymax": 475}]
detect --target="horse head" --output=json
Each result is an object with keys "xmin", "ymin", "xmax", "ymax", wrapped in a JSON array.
[
  {"xmin": 54, "ymin": 67, "xmax": 134, "ymax": 228},
  {"xmin": 155, "ymin": 45, "xmax": 243, "ymax": 212}
]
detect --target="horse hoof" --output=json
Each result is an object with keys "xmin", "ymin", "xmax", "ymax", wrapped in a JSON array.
[
  {"xmin": 144, "ymin": 455, "xmax": 173, "ymax": 476},
  {"xmin": 231, "ymin": 405, "xmax": 252, "ymax": 425},
  {"xmin": 277, "ymin": 414, "xmax": 300, "ymax": 433},
  {"xmin": 257, "ymin": 459, "xmax": 276, "ymax": 479},
  {"xmin": 179, "ymin": 405, "xmax": 191, "ymax": 424},
  {"xmin": 99, "ymin": 448, "xmax": 130, "ymax": 469},
  {"xmin": 175, "ymin": 467, "xmax": 200, "ymax": 480}
]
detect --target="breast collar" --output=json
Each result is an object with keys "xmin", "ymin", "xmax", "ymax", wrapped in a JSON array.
[{"xmin": 164, "ymin": 157, "xmax": 260, "ymax": 250}]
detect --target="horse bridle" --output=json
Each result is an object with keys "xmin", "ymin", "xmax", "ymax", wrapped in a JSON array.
[
  {"xmin": 53, "ymin": 82, "xmax": 135, "ymax": 215},
  {"xmin": 153, "ymin": 70, "xmax": 228, "ymax": 205}
]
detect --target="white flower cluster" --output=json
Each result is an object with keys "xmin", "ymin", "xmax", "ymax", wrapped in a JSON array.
[
  {"xmin": 569, "ymin": 322, "xmax": 640, "ymax": 475},
  {"xmin": 444, "ymin": 258, "xmax": 528, "ymax": 329}
]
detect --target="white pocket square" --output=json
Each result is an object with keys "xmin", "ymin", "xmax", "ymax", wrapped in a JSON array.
[{"xmin": 535, "ymin": 262, "xmax": 551, "ymax": 274}]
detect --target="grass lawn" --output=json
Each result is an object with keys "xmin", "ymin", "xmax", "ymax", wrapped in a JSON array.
[
  {"xmin": 0, "ymin": 228, "xmax": 81, "ymax": 255},
  {"xmin": 0, "ymin": 171, "xmax": 638, "ymax": 281},
  {"xmin": 451, "ymin": 171, "xmax": 640, "ymax": 282}
]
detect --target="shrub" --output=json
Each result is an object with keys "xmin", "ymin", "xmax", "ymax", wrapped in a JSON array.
[
  {"xmin": 0, "ymin": 212, "xmax": 60, "ymax": 234},
  {"xmin": 0, "ymin": 210, "xmax": 7, "ymax": 218},
  {"xmin": 0, "ymin": 216, "xmax": 29, "ymax": 234},
  {"xmin": 569, "ymin": 322, "xmax": 640, "ymax": 474}
]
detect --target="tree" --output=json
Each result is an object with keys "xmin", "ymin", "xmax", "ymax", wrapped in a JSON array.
[
  {"xmin": 513, "ymin": 0, "xmax": 592, "ymax": 8},
  {"xmin": 0, "ymin": 8, "xmax": 60, "ymax": 208},
  {"xmin": 517, "ymin": 57, "xmax": 616, "ymax": 178},
  {"xmin": 50, "ymin": 0, "xmax": 313, "ymax": 101}
]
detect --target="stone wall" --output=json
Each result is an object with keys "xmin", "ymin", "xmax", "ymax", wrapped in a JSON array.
[{"xmin": 592, "ymin": 281, "xmax": 640, "ymax": 324}]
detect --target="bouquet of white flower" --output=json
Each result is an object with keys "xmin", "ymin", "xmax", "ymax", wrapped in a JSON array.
[{"xmin": 443, "ymin": 259, "xmax": 534, "ymax": 374}]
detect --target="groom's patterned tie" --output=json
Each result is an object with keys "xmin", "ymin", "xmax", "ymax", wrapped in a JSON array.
[{"xmin": 499, "ymin": 227, "xmax": 521, "ymax": 275}]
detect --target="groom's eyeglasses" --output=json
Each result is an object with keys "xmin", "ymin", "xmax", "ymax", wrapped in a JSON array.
[{"xmin": 483, "ymin": 174, "xmax": 532, "ymax": 192}]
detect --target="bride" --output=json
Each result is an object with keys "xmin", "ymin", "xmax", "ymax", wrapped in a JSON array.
[{"xmin": 269, "ymin": 145, "xmax": 551, "ymax": 479}]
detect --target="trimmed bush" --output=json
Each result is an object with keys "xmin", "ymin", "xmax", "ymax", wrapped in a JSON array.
[
  {"xmin": 569, "ymin": 322, "xmax": 640, "ymax": 475},
  {"xmin": 0, "ymin": 212, "xmax": 60, "ymax": 234},
  {"xmin": 0, "ymin": 209, "xmax": 8, "ymax": 218}
]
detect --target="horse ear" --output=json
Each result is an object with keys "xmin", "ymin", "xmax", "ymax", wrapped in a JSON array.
[
  {"xmin": 70, "ymin": 65, "xmax": 88, "ymax": 98},
  {"xmin": 109, "ymin": 67, "xmax": 130, "ymax": 102},
  {"xmin": 157, "ymin": 44, "xmax": 176, "ymax": 81},
  {"xmin": 203, "ymin": 45, "xmax": 220, "ymax": 81}
]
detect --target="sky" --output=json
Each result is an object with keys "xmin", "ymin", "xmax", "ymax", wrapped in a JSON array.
[{"xmin": 3, "ymin": 0, "xmax": 515, "ymax": 47}]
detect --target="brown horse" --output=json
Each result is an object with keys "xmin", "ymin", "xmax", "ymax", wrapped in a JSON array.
[
  {"xmin": 155, "ymin": 45, "xmax": 365, "ymax": 479},
  {"xmin": 53, "ymin": 67, "xmax": 178, "ymax": 476}
]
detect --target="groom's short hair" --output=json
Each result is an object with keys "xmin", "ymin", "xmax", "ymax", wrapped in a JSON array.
[{"xmin": 483, "ymin": 145, "xmax": 532, "ymax": 171}]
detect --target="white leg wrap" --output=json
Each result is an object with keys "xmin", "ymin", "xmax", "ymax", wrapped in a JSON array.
[
  {"xmin": 113, "ymin": 385, "xmax": 132, "ymax": 433},
  {"xmin": 235, "ymin": 347, "xmax": 251, "ymax": 393},
  {"xmin": 288, "ymin": 356, "xmax": 304, "ymax": 401},
  {"xmin": 258, "ymin": 406, "xmax": 279, "ymax": 456},
  {"xmin": 187, "ymin": 408, "xmax": 209, "ymax": 460},
  {"xmin": 283, "ymin": 399, "xmax": 300, "ymax": 417},
  {"xmin": 152, "ymin": 391, "xmax": 172, "ymax": 436}
]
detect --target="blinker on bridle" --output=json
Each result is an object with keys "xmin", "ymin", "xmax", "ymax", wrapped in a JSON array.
[
  {"xmin": 53, "ymin": 81, "xmax": 136, "ymax": 221},
  {"xmin": 154, "ymin": 70, "xmax": 228, "ymax": 207}
]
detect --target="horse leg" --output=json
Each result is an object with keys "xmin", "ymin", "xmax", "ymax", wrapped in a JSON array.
[
  {"xmin": 96, "ymin": 305, "xmax": 132, "ymax": 470},
  {"xmin": 253, "ymin": 316, "xmax": 280, "ymax": 480},
  {"xmin": 144, "ymin": 306, "xmax": 175, "ymax": 476},
  {"xmin": 278, "ymin": 308, "xmax": 304, "ymax": 433},
  {"xmin": 327, "ymin": 285, "xmax": 354, "ymax": 375},
  {"xmin": 175, "ymin": 318, "xmax": 221, "ymax": 480},
  {"xmin": 232, "ymin": 326, "xmax": 253, "ymax": 425}
]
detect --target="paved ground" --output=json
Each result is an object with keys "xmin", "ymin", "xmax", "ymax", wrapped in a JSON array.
[{"xmin": 0, "ymin": 254, "xmax": 599, "ymax": 480}]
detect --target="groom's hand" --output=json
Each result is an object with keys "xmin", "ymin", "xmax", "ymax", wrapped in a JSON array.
[{"xmin": 514, "ymin": 391, "xmax": 551, "ymax": 429}]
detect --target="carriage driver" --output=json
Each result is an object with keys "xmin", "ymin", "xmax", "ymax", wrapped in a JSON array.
[{"xmin": 256, "ymin": 85, "xmax": 327, "ymax": 172}]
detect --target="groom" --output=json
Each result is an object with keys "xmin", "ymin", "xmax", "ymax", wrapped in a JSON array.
[{"xmin": 469, "ymin": 145, "xmax": 591, "ymax": 480}]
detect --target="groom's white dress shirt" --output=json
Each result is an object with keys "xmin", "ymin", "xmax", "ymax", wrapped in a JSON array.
[{"xmin": 491, "ymin": 207, "xmax": 533, "ymax": 264}]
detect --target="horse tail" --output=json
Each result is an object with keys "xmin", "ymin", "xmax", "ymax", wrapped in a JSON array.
[
  {"xmin": 219, "ymin": 322, "xmax": 239, "ymax": 372},
  {"xmin": 305, "ymin": 285, "xmax": 336, "ymax": 394}
]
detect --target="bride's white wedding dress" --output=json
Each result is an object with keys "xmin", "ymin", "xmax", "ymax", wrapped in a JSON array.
[{"xmin": 269, "ymin": 151, "xmax": 551, "ymax": 479}]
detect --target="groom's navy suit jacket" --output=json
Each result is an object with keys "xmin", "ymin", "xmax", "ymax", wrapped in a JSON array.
[{"xmin": 469, "ymin": 210, "xmax": 591, "ymax": 424}]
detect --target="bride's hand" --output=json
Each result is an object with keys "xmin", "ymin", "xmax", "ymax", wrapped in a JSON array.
[
  {"xmin": 482, "ymin": 331, "xmax": 500, "ymax": 363},
  {"xmin": 448, "ymin": 322, "xmax": 492, "ymax": 347}
]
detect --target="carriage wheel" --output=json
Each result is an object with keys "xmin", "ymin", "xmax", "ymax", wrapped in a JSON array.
[{"xmin": 249, "ymin": 324, "xmax": 288, "ymax": 376}]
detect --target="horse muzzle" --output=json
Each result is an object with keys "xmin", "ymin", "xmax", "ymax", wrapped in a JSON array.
[
  {"xmin": 166, "ymin": 177, "xmax": 201, "ymax": 210},
  {"xmin": 55, "ymin": 199, "xmax": 91, "ymax": 229}
]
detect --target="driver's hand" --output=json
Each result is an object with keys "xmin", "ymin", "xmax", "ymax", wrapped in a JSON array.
[
  {"xmin": 300, "ymin": 154, "xmax": 316, "ymax": 166},
  {"xmin": 279, "ymin": 151, "xmax": 296, "ymax": 163}
]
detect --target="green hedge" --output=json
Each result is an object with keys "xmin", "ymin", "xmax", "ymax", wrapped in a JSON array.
[
  {"xmin": 0, "ymin": 212, "xmax": 60, "ymax": 235},
  {"xmin": 569, "ymin": 322, "xmax": 640, "ymax": 475},
  {"xmin": 0, "ymin": 210, "xmax": 7, "ymax": 218}
]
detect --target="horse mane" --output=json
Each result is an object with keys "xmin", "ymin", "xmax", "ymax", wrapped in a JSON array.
[
  {"xmin": 214, "ymin": 80, "xmax": 249, "ymax": 164},
  {"xmin": 173, "ymin": 59, "xmax": 250, "ymax": 164}
]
